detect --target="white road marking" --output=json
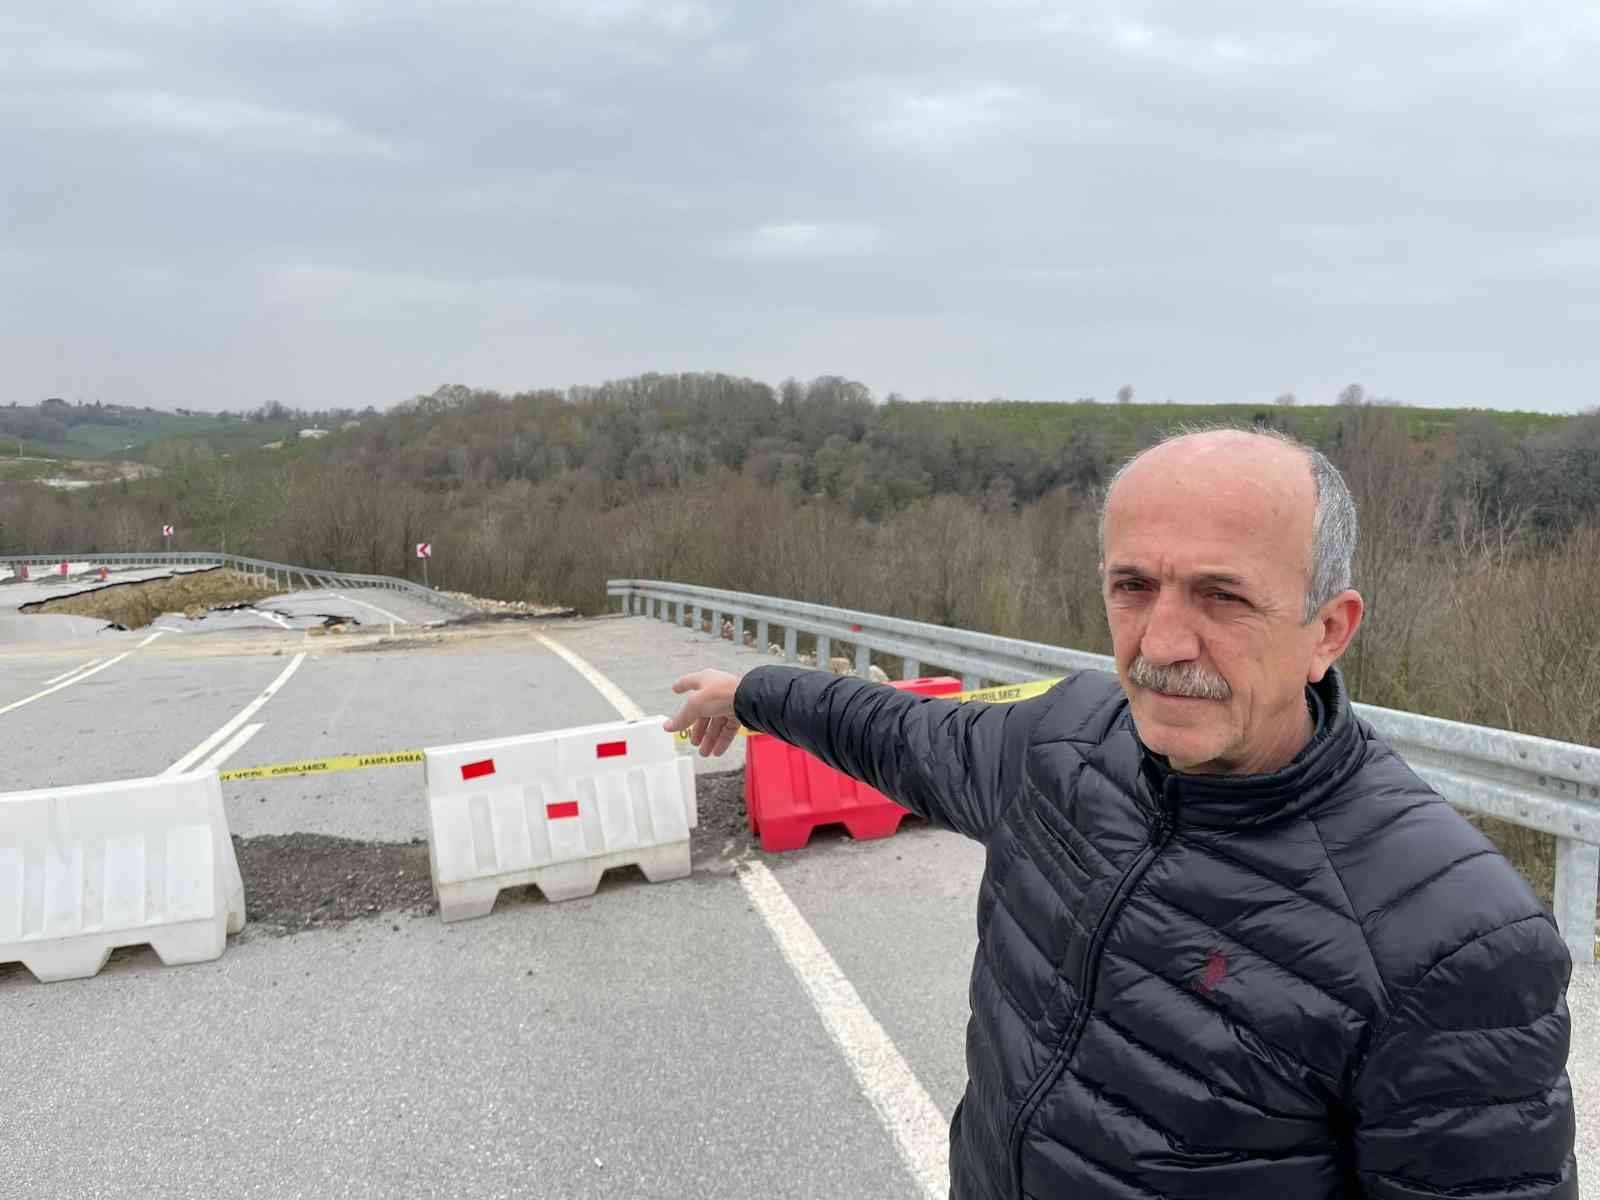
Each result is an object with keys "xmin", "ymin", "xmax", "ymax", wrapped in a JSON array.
[
  {"xmin": 165, "ymin": 652, "xmax": 307, "ymax": 775},
  {"xmin": 0, "ymin": 631, "xmax": 165, "ymax": 718},
  {"xmin": 532, "ymin": 633, "xmax": 647, "ymax": 721},
  {"xmin": 526, "ymin": 636, "xmax": 949, "ymax": 1190},
  {"xmin": 198, "ymin": 722, "xmax": 264, "ymax": 772},
  {"xmin": 252, "ymin": 608, "xmax": 293, "ymax": 629},
  {"xmin": 333, "ymin": 591, "xmax": 407, "ymax": 626},
  {"xmin": 42, "ymin": 658, "xmax": 103, "ymax": 686},
  {"xmin": 739, "ymin": 860, "xmax": 949, "ymax": 1200}
]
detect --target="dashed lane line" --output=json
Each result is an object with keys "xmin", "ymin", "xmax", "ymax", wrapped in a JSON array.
[
  {"xmin": 199, "ymin": 722, "xmax": 265, "ymax": 772},
  {"xmin": 0, "ymin": 631, "xmax": 165, "ymax": 718},
  {"xmin": 531, "ymin": 629, "xmax": 946, "ymax": 1197},
  {"xmin": 164, "ymin": 652, "xmax": 307, "ymax": 776},
  {"xmin": 41, "ymin": 657, "xmax": 103, "ymax": 686}
]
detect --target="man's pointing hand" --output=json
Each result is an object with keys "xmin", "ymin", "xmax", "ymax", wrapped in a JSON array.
[{"xmin": 664, "ymin": 669, "xmax": 742, "ymax": 758}]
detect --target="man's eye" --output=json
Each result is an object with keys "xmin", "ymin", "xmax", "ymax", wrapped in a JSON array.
[
  {"xmin": 1210, "ymin": 591, "xmax": 1244, "ymax": 603},
  {"xmin": 1113, "ymin": 580, "xmax": 1146, "ymax": 593}
]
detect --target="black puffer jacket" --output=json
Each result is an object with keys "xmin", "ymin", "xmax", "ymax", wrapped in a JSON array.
[{"xmin": 734, "ymin": 666, "xmax": 1576, "ymax": 1199}]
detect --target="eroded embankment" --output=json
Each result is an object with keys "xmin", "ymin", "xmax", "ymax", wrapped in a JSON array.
[{"xmin": 24, "ymin": 569, "xmax": 284, "ymax": 629}]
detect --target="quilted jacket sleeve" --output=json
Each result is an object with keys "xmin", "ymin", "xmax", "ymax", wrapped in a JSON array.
[
  {"xmin": 1350, "ymin": 913, "xmax": 1577, "ymax": 1197},
  {"xmin": 732, "ymin": 665, "xmax": 1044, "ymax": 842}
]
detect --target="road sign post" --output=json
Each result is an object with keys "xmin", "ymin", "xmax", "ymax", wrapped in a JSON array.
[
  {"xmin": 162, "ymin": 524, "xmax": 174, "ymax": 552},
  {"xmin": 416, "ymin": 541, "xmax": 432, "ymax": 588}
]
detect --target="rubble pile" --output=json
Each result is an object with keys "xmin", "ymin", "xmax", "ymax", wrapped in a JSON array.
[{"xmin": 439, "ymin": 590, "xmax": 573, "ymax": 617}]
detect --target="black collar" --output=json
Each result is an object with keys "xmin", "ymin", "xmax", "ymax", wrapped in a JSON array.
[{"xmin": 1136, "ymin": 668, "xmax": 1365, "ymax": 829}]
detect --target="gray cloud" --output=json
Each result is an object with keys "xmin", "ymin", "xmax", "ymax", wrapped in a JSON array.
[{"xmin": 3, "ymin": 0, "xmax": 1596, "ymax": 412}]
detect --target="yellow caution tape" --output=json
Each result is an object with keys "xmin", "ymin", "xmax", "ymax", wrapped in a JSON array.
[
  {"xmin": 954, "ymin": 678, "xmax": 1061, "ymax": 705},
  {"xmin": 672, "ymin": 675, "xmax": 1066, "ymax": 741},
  {"xmin": 220, "ymin": 678, "xmax": 1070, "ymax": 769},
  {"xmin": 218, "ymin": 749, "xmax": 424, "ymax": 782}
]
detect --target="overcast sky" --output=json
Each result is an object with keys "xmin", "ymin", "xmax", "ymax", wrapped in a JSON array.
[{"xmin": 3, "ymin": 1, "xmax": 1597, "ymax": 414}]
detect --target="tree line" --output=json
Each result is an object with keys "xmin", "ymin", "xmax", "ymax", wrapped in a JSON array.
[{"xmin": 2, "ymin": 373, "xmax": 1596, "ymax": 751}]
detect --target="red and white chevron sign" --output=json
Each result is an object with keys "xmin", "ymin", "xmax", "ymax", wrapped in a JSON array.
[
  {"xmin": 162, "ymin": 524, "xmax": 174, "ymax": 537},
  {"xmin": 416, "ymin": 542, "xmax": 432, "ymax": 559}
]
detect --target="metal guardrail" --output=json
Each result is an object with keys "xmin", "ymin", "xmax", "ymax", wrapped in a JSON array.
[
  {"xmin": 1, "ymin": 551, "xmax": 480, "ymax": 620},
  {"xmin": 608, "ymin": 578, "xmax": 1600, "ymax": 964}
]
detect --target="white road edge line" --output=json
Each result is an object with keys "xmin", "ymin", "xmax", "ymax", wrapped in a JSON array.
[
  {"xmin": 527, "ymin": 632, "xmax": 943, "ymax": 1195},
  {"xmin": 199, "ymin": 722, "xmax": 264, "ymax": 772},
  {"xmin": 251, "ymin": 608, "xmax": 292, "ymax": 630},
  {"xmin": 0, "ymin": 631, "xmax": 166, "ymax": 718},
  {"xmin": 333, "ymin": 591, "xmax": 408, "ymax": 627},
  {"xmin": 42, "ymin": 657, "xmax": 103, "ymax": 686},
  {"xmin": 739, "ymin": 860, "xmax": 950, "ymax": 1200},
  {"xmin": 532, "ymin": 633, "xmax": 648, "ymax": 721},
  {"xmin": 165, "ymin": 652, "xmax": 307, "ymax": 776}
]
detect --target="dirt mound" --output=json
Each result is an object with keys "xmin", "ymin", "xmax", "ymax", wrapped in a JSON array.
[
  {"xmin": 235, "ymin": 833, "xmax": 436, "ymax": 934},
  {"xmin": 234, "ymin": 771, "xmax": 753, "ymax": 937},
  {"xmin": 27, "ymin": 568, "xmax": 283, "ymax": 630}
]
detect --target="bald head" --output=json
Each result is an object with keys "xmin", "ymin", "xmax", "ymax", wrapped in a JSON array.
[{"xmin": 1101, "ymin": 428, "xmax": 1357, "ymax": 622}]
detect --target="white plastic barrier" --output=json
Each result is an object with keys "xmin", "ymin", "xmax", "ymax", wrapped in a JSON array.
[
  {"xmin": 423, "ymin": 717, "xmax": 696, "ymax": 921},
  {"xmin": 0, "ymin": 771, "xmax": 245, "ymax": 982}
]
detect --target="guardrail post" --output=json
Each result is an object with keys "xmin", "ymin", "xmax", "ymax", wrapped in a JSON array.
[
  {"xmin": 903, "ymin": 658, "xmax": 922, "ymax": 680},
  {"xmin": 1554, "ymin": 837, "xmax": 1598, "ymax": 964},
  {"xmin": 816, "ymin": 634, "xmax": 830, "ymax": 667},
  {"xmin": 783, "ymin": 627, "xmax": 797, "ymax": 661},
  {"xmin": 671, "ymin": 601, "xmax": 680, "ymax": 625},
  {"xmin": 710, "ymin": 609, "xmax": 723, "ymax": 640},
  {"xmin": 756, "ymin": 620, "xmax": 769, "ymax": 653},
  {"xmin": 962, "ymin": 673, "xmax": 981, "ymax": 691},
  {"xmin": 854, "ymin": 643, "xmax": 871, "ymax": 677}
]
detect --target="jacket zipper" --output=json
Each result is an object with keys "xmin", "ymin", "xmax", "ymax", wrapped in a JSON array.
[{"xmin": 1005, "ymin": 778, "xmax": 1177, "ymax": 1198}]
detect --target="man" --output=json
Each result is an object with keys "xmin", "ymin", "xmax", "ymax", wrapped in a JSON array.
[{"xmin": 666, "ymin": 429, "xmax": 1576, "ymax": 1199}]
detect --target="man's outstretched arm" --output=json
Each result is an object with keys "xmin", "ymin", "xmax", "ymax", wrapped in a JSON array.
[{"xmin": 666, "ymin": 665, "xmax": 1042, "ymax": 842}]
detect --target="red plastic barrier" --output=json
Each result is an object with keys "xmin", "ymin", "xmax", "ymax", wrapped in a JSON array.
[
  {"xmin": 744, "ymin": 676, "xmax": 963, "ymax": 852},
  {"xmin": 17, "ymin": 565, "xmax": 27, "ymax": 580}
]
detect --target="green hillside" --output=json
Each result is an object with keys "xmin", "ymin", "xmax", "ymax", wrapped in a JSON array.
[
  {"xmin": 0, "ymin": 402, "xmax": 299, "ymax": 461},
  {"xmin": 878, "ymin": 400, "xmax": 1567, "ymax": 458}
]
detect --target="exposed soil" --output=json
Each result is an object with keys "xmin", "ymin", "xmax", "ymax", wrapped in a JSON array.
[
  {"xmin": 690, "ymin": 768, "xmax": 752, "ymax": 868},
  {"xmin": 26, "ymin": 568, "xmax": 284, "ymax": 630},
  {"xmin": 343, "ymin": 633, "xmax": 451, "ymax": 653},
  {"xmin": 443, "ymin": 608, "xmax": 579, "ymax": 628},
  {"xmin": 234, "ymin": 833, "xmax": 437, "ymax": 934},
  {"xmin": 231, "ymin": 769, "xmax": 753, "ymax": 938}
]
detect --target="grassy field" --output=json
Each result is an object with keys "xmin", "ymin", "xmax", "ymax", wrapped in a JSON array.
[{"xmin": 1, "ymin": 410, "xmax": 299, "ymax": 461}]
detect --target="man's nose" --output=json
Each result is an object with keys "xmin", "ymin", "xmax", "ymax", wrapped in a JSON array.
[{"xmin": 1139, "ymin": 588, "xmax": 1200, "ymax": 665}]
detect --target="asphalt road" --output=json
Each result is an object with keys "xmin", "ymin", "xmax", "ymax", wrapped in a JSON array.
[{"xmin": 0, "ymin": 609, "xmax": 1594, "ymax": 1197}]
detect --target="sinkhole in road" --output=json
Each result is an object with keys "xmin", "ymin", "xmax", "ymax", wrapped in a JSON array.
[
  {"xmin": 232, "ymin": 771, "xmax": 755, "ymax": 936},
  {"xmin": 22, "ymin": 568, "xmax": 286, "ymax": 630}
]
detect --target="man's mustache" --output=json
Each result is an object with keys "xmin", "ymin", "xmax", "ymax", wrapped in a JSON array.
[{"xmin": 1128, "ymin": 656, "xmax": 1232, "ymax": 701}]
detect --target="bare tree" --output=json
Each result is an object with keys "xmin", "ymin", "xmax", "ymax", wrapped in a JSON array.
[{"xmin": 1116, "ymin": 384, "xmax": 1135, "ymax": 405}]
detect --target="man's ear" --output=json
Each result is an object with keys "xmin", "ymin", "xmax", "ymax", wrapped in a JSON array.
[{"xmin": 1306, "ymin": 589, "xmax": 1363, "ymax": 683}]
